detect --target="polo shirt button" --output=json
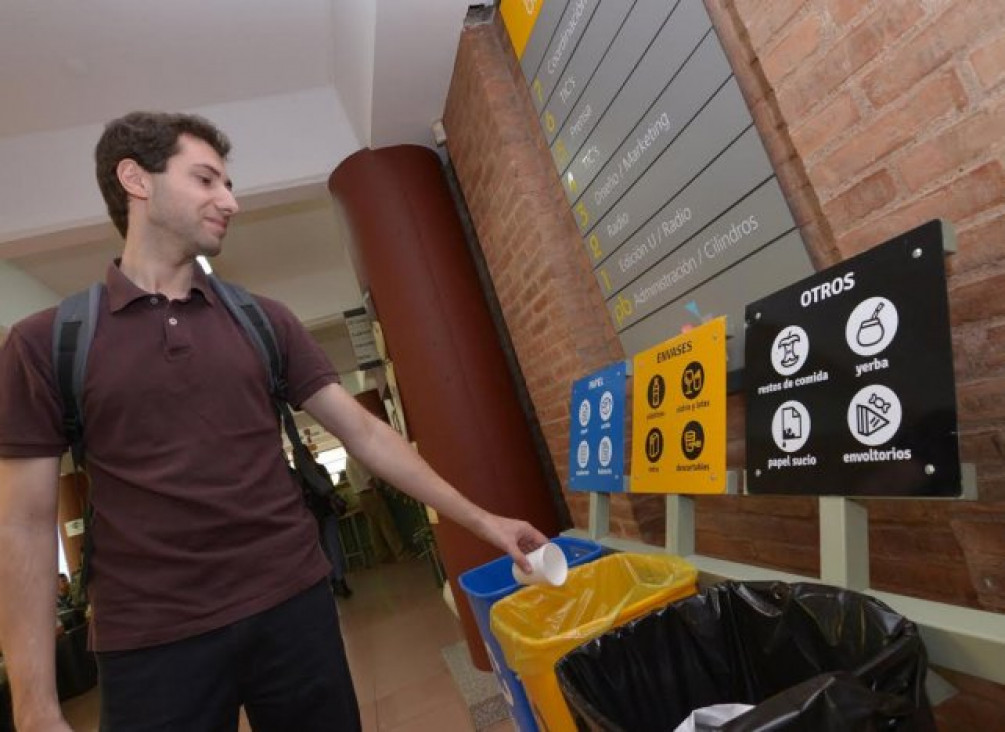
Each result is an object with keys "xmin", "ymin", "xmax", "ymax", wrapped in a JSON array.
[
  {"xmin": 149, "ymin": 296, "xmax": 159, "ymax": 305},
  {"xmin": 168, "ymin": 317, "xmax": 178, "ymax": 326}
]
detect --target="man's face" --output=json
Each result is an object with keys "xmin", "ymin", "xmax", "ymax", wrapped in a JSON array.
[{"xmin": 145, "ymin": 134, "xmax": 239, "ymax": 257}]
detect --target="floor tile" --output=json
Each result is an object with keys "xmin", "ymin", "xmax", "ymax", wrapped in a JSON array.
[
  {"xmin": 61, "ymin": 687, "xmax": 99, "ymax": 731},
  {"xmin": 376, "ymin": 668, "xmax": 468, "ymax": 730},
  {"xmin": 382, "ymin": 697, "xmax": 474, "ymax": 732}
]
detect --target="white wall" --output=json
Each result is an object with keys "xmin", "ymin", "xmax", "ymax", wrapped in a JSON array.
[
  {"xmin": 330, "ymin": 1, "xmax": 377, "ymax": 147},
  {"xmin": 0, "ymin": 261, "xmax": 59, "ymax": 327},
  {"xmin": 0, "ymin": 87, "xmax": 362, "ymax": 257}
]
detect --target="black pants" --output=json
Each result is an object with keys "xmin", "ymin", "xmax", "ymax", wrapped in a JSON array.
[{"xmin": 96, "ymin": 582, "xmax": 360, "ymax": 731}]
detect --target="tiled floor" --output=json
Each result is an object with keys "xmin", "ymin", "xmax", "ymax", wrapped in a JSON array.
[{"xmin": 61, "ymin": 558, "xmax": 516, "ymax": 731}]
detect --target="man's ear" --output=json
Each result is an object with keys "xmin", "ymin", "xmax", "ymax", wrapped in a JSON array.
[{"xmin": 117, "ymin": 159, "xmax": 150, "ymax": 200}]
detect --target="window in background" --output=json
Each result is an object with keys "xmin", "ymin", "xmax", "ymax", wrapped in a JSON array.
[{"xmin": 316, "ymin": 446, "xmax": 347, "ymax": 480}]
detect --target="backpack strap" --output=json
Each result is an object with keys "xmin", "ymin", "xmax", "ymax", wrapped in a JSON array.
[
  {"xmin": 208, "ymin": 276, "xmax": 284, "ymax": 398},
  {"xmin": 209, "ymin": 276, "xmax": 339, "ymax": 555},
  {"xmin": 208, "ymin": 277, "xmax": 307, "ymax": 459},
  {"xmin": 53, "ymin": 283, "xmax": 103, "ymax": 468},
  {"xmin": 52, "ymin": 282, "xmax": 103, "ymax": 594}
]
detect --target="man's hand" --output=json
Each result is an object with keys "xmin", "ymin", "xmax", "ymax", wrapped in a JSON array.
[
  {"xmin": 303, "ymin": 384, "xmax": 552, "ymax": 573},
  {"xmin": 473, "ymin": 513, "xmax": 549, "ymax": 575}
]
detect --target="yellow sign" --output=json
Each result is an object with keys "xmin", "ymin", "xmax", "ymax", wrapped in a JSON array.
[
  {"xmin": 500, "ymin": 0, "xmax": 544, "ymax": 59},
  {"xmin": 630, "ymin": 318, "xmax": 726, "ymax": 493}
]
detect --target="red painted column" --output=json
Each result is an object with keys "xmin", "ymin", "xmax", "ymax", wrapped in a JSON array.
[{"xmin": 330, "ymin": 146, "xmax": 561, "ymax": 669}]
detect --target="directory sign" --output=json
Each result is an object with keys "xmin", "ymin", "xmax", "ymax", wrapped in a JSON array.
[
  {"xmin": 745, "ymin": 220, "xmax": 962, "ymax": 497},
  {"xmin": 343, "ymin": 307, "xmax": 383, "ymax": 370},
  {"xmin": 501, "ymin": 0, "xmax": 814, "ymax": 373},
  {"xmin": 569, "ymin": 362, "xmax": 627, "ymax": 492},
  {"xmin": 499, "ymin": 0, "xmax": 547, "ymax": 60},
  {"xmin": 631, "ymin": 318, "xmax": 726, "ymax": 493}
]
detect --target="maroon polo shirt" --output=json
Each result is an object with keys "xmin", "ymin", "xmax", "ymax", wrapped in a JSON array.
[{"xmin": 0, "ymin": 263, "xmax": 335, "ymax": 651}]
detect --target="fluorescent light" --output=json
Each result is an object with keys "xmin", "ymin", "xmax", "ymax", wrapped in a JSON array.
[{"xmin": 196, "ymin": 255, "xmax": 213, "ymax": 274}]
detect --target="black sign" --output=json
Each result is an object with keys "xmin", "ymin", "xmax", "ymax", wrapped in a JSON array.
[{"xmin": 744, "ymin": 220, "xmax": 961, "ymax": 497}]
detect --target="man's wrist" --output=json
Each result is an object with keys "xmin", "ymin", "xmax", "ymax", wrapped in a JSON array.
[
  {"xmin": 467, "ymin": 506, "xmax": 496, "ymax": 542},
  {"xmin": 15, "ymin": 700, "xmax": 65, "ymax": 732}
]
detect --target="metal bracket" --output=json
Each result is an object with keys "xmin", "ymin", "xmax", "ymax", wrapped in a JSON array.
[
  {"xmin": 819, "ymin": 497, "xmax": 870, "ymax": 591},
  {"xmin": 588, "ymin": 492, "xmax": 610, "ymax": 540},
  {"xmin": 665, "ymin": 494, "xmax": 695, "ymax": 556}
]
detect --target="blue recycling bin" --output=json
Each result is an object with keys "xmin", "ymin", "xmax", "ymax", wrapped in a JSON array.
[{"xmin": 459, "ymin": 536, "xmax": 604, "ymax": 732}]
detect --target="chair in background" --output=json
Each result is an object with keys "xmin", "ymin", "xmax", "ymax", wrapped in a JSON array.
[{"xmin": 337, "ymin": 508, "xmax": 373, "ymax": 571}]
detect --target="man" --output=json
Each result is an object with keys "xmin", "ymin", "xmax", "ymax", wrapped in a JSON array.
[
  {"xmin": 0, "ymin": 111, "xmax": 547, "ymax": 731},
  {"xmin": 345, "ymin": 453, "xmax": 412, "ymax": 564},
  {"xmin": 303, "ymin": 428, "xmax": 353, "ymax": 597},
  {"xmin": 56, "ymin": 574, "xmax": 73, "ymax": 613}
]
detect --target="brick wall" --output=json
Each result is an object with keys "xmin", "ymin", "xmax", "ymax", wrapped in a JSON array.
[
  {"xmin": 443, "ymin": 12, "xmax": 667, "ymax": 543},
  {"xmin": 710, "ymin": 0, "xmax": 1005, "ymax": 609},
  {"xmin": 444, "ymin": 1, "xmax": 1005, "ymax": 719}
]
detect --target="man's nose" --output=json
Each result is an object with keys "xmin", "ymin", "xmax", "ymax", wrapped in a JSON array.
[{"xmin": 218, "ymin": 187, "xmax": 239, "ymax": 216}]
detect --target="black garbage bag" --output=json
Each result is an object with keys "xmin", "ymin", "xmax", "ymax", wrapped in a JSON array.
[{"xmin": 555, "ymin": 581, "xmax": 934, "ymax": 731}]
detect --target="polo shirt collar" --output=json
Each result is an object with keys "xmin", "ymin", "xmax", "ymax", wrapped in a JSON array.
[{"xmin": 105, "ymin": 259, "xmax": 219, "ymax": 313}]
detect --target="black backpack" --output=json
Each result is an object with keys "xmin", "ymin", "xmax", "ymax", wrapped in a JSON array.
[{"xmin": 53, "ymin": 276, "xmax": 341, "ymax": 593}]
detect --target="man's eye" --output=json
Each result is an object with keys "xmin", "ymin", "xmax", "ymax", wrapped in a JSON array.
[{"xmin": 197, "ymin": 176, "xmax": 212, "ymax": 185}]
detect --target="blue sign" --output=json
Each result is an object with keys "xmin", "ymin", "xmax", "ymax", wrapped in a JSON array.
[{"xmin": 569, "ymin": 362, "xmax": 627, "ymax": 492}]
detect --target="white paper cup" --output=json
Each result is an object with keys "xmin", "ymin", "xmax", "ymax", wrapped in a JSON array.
[{"xmin": 512, "ymin": 543, "xmax": 568, "ymax": 586}]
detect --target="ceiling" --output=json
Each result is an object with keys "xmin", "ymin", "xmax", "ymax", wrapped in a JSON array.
[{"xmin": 0, "ymin": 0, "xmax": 481, "ymax": 347}]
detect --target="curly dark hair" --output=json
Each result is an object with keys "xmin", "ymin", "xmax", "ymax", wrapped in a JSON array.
[{"xmin": 95, "ymin": 111, "xmax": 231, "ymax": 237}]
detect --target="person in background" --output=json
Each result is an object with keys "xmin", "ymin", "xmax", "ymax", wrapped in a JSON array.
[
  {"xmin": 0, "ymin": 110, "xmax": 548, "ymax": 732},
  {"xmin": 345, "ymin": 454, "xmax": 413, "ymax": 564},
  {"xmin": 56, "ymin": 574, "xmax": 73, "ymax": 613},
  {"xmin": 303, "ymin": 430, "xmax": 352, "ymax": 598},
  {"xmin": 325, "ymin": 483, "xmax": 352, "ymax": 600},
  {"xmin": 322, "ymin": 506, "xmax": 352, "ymax": 599}
]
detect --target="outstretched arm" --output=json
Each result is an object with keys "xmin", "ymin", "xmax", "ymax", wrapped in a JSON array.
[
  {"xmin": 303, "ymin": 383, "xmax": 548, "ymax": 572},
  {"xmin": 0, "ymin": 456, "xmax": 72, "ymax": 732}
]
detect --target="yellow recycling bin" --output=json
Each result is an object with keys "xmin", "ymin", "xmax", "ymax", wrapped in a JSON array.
[{"xmin": 490, "ymin": 552, "xmax": 697, "ymax": 732}]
